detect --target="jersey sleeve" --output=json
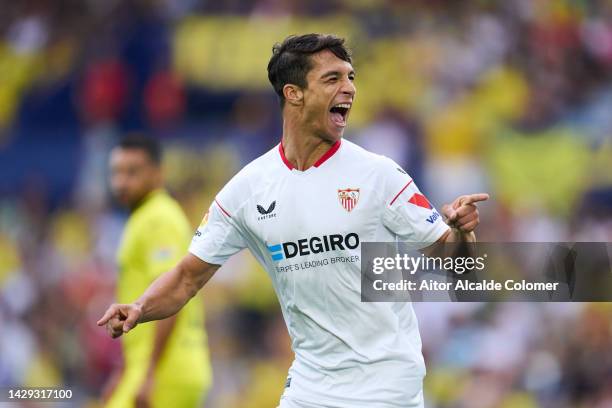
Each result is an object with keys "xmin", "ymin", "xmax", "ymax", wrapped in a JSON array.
[
  {"xmin": 189, "ymin": 198, "xmax": 248, "ymax": 265},
  {"xmin": 381, "ymin": 158, "xmax": 449, "ymax": 248}
]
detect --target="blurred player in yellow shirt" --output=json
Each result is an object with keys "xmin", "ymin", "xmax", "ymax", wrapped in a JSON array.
[{"xmin": 103, "ymin": 134, "xmax": 211, "ymax": 408}]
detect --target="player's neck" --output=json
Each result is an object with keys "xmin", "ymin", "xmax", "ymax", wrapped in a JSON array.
[
  {"xmin": 130, "ymin": 187, "xmax": 163, "ymax": 212},
  {"xmin": 282, "ymin": 121, "xmax": 338, "ymax": 171}
]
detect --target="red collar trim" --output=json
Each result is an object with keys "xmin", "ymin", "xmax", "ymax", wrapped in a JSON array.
[
  {"xmin": 279, "ymin": 139, "xmax": 342, "ymax": 170},
  {"xmin": 313, "ymin": 139, "xmax": 342, "ymax": 167},
  {"xmin": 278, "ymin": 141, "xmax": 294, "ymax": 170}
]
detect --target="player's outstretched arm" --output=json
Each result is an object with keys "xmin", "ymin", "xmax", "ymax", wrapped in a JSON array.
[{"xmin": 97, "ymin": 254, "xmax": 219, "ymax": 338}]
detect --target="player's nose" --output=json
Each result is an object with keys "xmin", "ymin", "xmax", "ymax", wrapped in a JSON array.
[
  {"xmin": 340, "ymin": 78, "xmax": 356, "ymax": 98},
  {"xmin": 343, "ymin": 82, "xmax": 356, "ymax": 97}
]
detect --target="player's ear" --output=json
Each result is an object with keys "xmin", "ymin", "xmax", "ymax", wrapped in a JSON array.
[{"xmin": 283, "ymin": 84, "xmax": 303, "ymax": 106}]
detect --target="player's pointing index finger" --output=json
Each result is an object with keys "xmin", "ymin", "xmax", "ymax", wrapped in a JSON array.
[
  {"xmin": 97, "ymin": 305, "xmax": 118, "ymax": 326},
  {"xmin": 460, "ymin": 193, "xmax": 489, "ymax": 206}
]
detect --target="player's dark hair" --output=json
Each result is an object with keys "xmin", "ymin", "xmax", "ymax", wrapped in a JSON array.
[
  {"xmin": 267, "ymin": 33, "xmax": 352, "ymax": 107},
  {"xmin": 116, "ymin": 133, "xmax": 162, "ymax": 165}
]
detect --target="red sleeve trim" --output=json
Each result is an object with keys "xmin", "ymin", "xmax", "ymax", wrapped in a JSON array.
[
  {"xmin": 215, "ymin": 199, "xmax": 232, "ymax": 218},
  {"xmin": 389, "ymin": 180, "xmax": 413, "ymax": 206}
]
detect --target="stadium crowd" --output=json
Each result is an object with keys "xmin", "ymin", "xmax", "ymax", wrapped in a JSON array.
[{"xmin": 0, "ymin": 0, "xmax": 611, "ymax": 407}]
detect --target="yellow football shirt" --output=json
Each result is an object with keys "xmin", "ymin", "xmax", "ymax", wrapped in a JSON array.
[{"xmin": 106, "ymin": 190, "xmax": 211, "ymax": 408}]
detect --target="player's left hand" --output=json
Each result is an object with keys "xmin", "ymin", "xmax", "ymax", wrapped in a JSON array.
[{"xmin": 441, "ymin": 193, "xmax": 489, "ymax": 233}]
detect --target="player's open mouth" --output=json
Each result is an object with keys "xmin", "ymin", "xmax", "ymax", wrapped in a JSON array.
[{"xmin": 329, "ymin": 103, "xmax": 351, "ymax": 127}]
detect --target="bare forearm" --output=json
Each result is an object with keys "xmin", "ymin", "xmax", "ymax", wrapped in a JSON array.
[
  {"xmin": 440, "ymin": 229, "xmax": 476, "ymax": 259},
  {"xmin": 97, "ymin": 254, "xmax": 218, "ymax": 338},
  {"xmin": 135, "ymin": 256, "xmax": 217, "ymax": 324},
  {"xmin": 443, "ymin": 229, "xmax": 475, "ymax": 243},
  {"xmin": 424, "ymin": 228, "xmax": 476, "ymax": 259}
]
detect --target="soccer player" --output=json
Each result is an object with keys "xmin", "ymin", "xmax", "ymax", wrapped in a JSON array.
[
  {"xmin": 98, "ymin": 35, "xmax": 488, "ymax": 408},
  {"xmin": 102, "ymin": 135, "xmax": 211, "ymax": 408}
]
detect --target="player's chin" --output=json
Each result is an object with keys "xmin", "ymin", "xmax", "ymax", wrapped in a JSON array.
[
  {"xmin": 116, "ymin": 194, "xmax": 130, "ymax": 205},
  {"xmin": 115, "ymin": 193, "xmax": 135, "ymax": 208},
  {"xmin": 324, "ymin": 128, "xmax": 345, "ymax": 143}
]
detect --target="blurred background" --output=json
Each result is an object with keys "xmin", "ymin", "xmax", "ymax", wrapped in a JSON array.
[{"xmin": 0, "ymin": 0, "xmax": 611, "ymax": 407}]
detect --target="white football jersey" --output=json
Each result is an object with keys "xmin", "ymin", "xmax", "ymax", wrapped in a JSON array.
[{"xmin": 190, "ymin": 139, "xmax": 449, "ymax": 407}]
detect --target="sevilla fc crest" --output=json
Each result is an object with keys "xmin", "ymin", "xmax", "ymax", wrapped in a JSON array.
[{"xmin": 338, "ymin": 188, "xmax": 360, "ymax": 212}]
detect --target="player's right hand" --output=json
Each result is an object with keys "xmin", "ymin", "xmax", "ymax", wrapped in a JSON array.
[{"xmin": 97, "ymin": 303, "xmax": 142, "ymax": 338}]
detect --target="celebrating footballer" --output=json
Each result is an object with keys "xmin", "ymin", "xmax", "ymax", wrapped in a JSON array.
[{"xmin": 98, "ymin": 33, "xmax": 488, "ymax": 408}]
